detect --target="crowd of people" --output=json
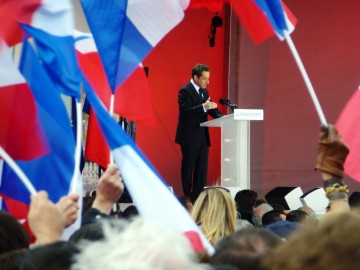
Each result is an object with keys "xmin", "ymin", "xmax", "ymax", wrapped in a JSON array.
[{"xmin": 1, "ymin": 123, "xmax": 359, "ymax": 269}]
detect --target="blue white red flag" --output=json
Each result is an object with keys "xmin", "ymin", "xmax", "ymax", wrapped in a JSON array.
[
  {"xmin": 17, "ymin": 0, "xmax": 81, "ymax": 99},
  {"xmin": 336, "ymin": 86, "xmax": 360, "ymax": 183},
  {"xmin": 82, "ymin": 74, "xmax": 214, "ymax": 254},
  {"xmin": 1, "ymin": 38, "xmax": 76, "ymax": 207},
  {"xmin": 80, "ymin": 0, "xmax": 189, "ymax": 92},
  {"xmin": 0, "ymin": 42, "xmax": 48, "ymax": 161}
]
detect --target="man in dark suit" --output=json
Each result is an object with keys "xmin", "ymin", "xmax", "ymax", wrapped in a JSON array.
[{"xmin": 175, "ymin": 64, "xmax": 223, "ymax": 201}]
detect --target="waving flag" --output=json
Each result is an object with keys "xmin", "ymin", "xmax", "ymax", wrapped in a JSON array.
[
  {"xmin": 336, "ymin": 86, "xmax": 360, "ymax": 182},
  {"xmin": 16, "ymin": 0, "xmax": 81, "ymax": 99},
  {"xmin": 1, "ymin": 38, "xmax": 76, "ymax": 209},
  {"xmin": 0, "ymin": 42, "xmax": 48, "ymax": 161},
  {"xmin": 75, "ymin": 33, "xmax": 155, "ymax": 168},
  {"xmin": 189, "ymin": 0, "xmax": 297, "ymax": 44},
  {"xmin": 80, "ymin": 0, "xmax": 189, "ymax": 92},
  {"xmin": 82, "ymin": 74, "xmax": 214, "ymax": 254}
]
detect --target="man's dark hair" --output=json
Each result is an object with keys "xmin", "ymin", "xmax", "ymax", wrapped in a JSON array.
[
  {"xmin": 349, "ymin": 191, "xmax": 360, "ymax": 208},
  {"xmin": 262, "ymin": 210, "xmax": 285, "ymax": 226},
  {"xmin": 0, "ymin": 210, "xmax": 30, "ymax": 255},
  {"xmin": 234, "ymin": 190, "xmax": 258, "ymax": 212},
  {"xmin": 192, "ymin": 64, "xmax": 210, "ymax": 78},
  {"xmin": 286, "ymin": 210, "xmax": 308, "ymax": 223},
  {"xmin": 211, "ymin": 227, "xmax": 282, "ymax": 270}
]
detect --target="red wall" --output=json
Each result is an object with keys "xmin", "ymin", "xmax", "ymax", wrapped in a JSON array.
[{"xmin": 137, "ymin": 8, "xmax": 228, "ymax": 195}]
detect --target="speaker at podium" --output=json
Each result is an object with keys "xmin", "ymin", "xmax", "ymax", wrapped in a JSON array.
[{"xmin": 265, "ymin": 187, "xmax": 303, "ymax": 210}]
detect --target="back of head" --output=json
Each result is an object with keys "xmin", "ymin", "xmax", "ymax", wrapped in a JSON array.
[
  {"xmin": 72, "ymin": 218, "xmax": 210, "ymax": 270},
  {"xmin": 265, "ymin": 212, "xmax": 360, "ymax": 270},
  {"xmin": 254, "ymin": 204, "xmax": 274, "ymax": 226},
  {"xmin": 192, "ymin": 188, "xmax": 237, "ymax": 245},
  {"xmin": 122, "ymin": 205, "xmax": 139, "ymax": 219},
  {"xmin": 234, "ymin": 190, "xmax": 257, "ymax": 212},
  {"xmin": 286, "ymin": 210, "xmax": 308, "ymax": 224},
  {"xmin": 18, "ymin": 241, "xmax": 79, "ymax": 270},
  {"xmin": 348, "ymin": 191, "xmax": 360, "ymax": 209},
  {"xmin": 262, "ymin": 210, "xmax": 285, "ymax": 226},
  {"xmin": 0, "ymin": 210, "xmax": 29, "ymax": 255},
  {"xmin": 211, "ymin": 227, "xmax": 282, "ymax": 270}
]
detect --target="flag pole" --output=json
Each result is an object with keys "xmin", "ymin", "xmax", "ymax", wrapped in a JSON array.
[
  {"xmin": 284, "ymin": 32, "xmax": 328, "ymax": 126},
  {"xmin": 70, "ymin": 100, "xmax": 83, "ymax": 194},
  {"xmin": 0, "ymin": 146, "xmax": 37, "ymax": 195},
  {"xmin": 109, "ymin": 94, "xmax": 115, "ymax": 164}
]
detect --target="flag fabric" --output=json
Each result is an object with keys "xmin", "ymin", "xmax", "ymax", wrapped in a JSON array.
[
  {"xmin": 188, "ymin": 0, "xmax": 297, "ymax": 44},
  {"xmin": 336, "ymin": 86, "xmax": 360, "ymax": 182},
  {"xmin": 80, "ymin": 0, "xmax": 189, "ymax": 92},
  {"xmin": 0, "ymin": 38, "xmax": 76, "ymax": 208},
  {"xmin": 0, "ymin": 42, "xmax": 48, "ymax": 161},
  {"xmin": 18, "ymin": 0, "xmax": 81, "ymax": 99},
  {"xmin": 75, "ymin": 33, "xmax": 155, "ymax": 168},
  {"xmin": 81, "ymin": 74, "xmax": 214, "ymax": 254}
]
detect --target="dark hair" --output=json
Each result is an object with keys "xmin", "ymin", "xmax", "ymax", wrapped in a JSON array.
[
  {"xmin": 0, "ymin": 211, "xmax": 30, "ymax": 255},
  {"xmin": 234, "ymin": 190, "xmax": 258, "ymax": 212},
  {"xmin": 122, "ymin": 205, "xmax": 139, "ymax": 219},
  {"xmin": 286, "ymin": 210, "xmax": 308, "ymax": 223},
  {"xmin": 17, "ymin": 241, "xmax": 79, "ymax": 270},
  {"xmin": 262, "ymin": 210, "xmax": 285, "ymax": 226},
  {"xmin": 69, "ymin": 223, "xmax": 105, "ymax": 243},
  {"xmin": 349, "ymin": 191, "xmax": 360, "ymax": 208},
  {"xmin": 211, "ymin": 227, "xmax": 282, "ymax": 270},
  {"xmin": 192, "ymin": 64, "xmax": 210, "ymax": 79}
]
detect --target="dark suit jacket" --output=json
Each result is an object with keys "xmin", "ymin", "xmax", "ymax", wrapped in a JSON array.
[{"xmin": 175, "ymin": 82, "xmax": 223, "ymax": 147}]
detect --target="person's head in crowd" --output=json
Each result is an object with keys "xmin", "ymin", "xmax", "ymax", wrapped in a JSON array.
[
  {"xmin": 0, "ymin": 249, "xmax": 27, "ymax": 270},
  {"xmin": 211, "ymin": 227, "xmax": 283, "ymax": 270},
  {"xmin": 0, "ymin": 210, "xmax": 30, "ymax": 255},
  {"xmin": 255, "ymin": 199, "xmax": 266, "ymax": 207},
  {"xmin": 192, "ymin": 187, "xmax": 237, "ymax": 245},
  {"xmin": 254, "ymin": 203, "xmax": 274, "ymax": 226},
  {"xmin": 348, "ymin": 191, "xmax": 360, "ymax": 209},
  {"xmin": 297, "ymin": 206, "xmax": 317, "ymax": 224},
  {"xmin": 69, "ymin": 223, "xmax": 105, "ymax": 244},
  {"xmin": 122, "ymin": 205, "xmax": 139, "ymax": 219},
  {"xmin": 234, "ymin": 190, "xmax": 257, "ymax": 212},
  {"xmin": 72, "ymin": 218, "xmax": 210, "ymax": 270},
  {"xmin": 18, "ymin": 241, "xmax": 79, "ymax": 270},
  {"xmin": 261, "ymin": 210, "xmax": 286, "ymax": 226},
  {"xmin": 264, "ymin": 212, "xmax": 360, "ymax": 270},
  {"xmin": 178, "ymin": 195, "xmax": 194, "ymax": 214},
  {"xmin": 286, "ymin": 210, "xmax": 309, "ymax": 226},
  {"xmin": 266, "ymin": 220, "xmax": 300, "ymax": 240}
]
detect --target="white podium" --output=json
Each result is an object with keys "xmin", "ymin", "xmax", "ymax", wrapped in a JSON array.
[{"xmin": 201, "ymin": 109, "xmax": 263, "ymax": 189}]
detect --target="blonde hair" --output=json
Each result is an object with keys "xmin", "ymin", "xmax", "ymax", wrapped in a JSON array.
[{"xmin": 192, "ymin": 188, "xmax": 237, "ymax": 245}]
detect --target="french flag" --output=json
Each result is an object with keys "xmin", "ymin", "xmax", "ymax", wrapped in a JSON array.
[
  {"xmin": 1, "ymin": 38, "xmax": 76, "ymax": 209},
  {"xmin": 82, "ymin": 74, "xmax": 214, "ymax": 255},
  {"xmin": 75, "ymin": 33, "xmax": 155, "ymax": 168},
  {"xmin": 336, "ymin": 86, "xmax": 360, "ymax": 182},
  {"xmin": 188, "ymin": 0, "xmax": 297, "ymax": 44},
  {"xmin": 0, "ymin": 42, "xmax": 48, "ymax": 161},
  {"xmin": 17, "ymin": 0, "xmax": 81, "ymax": 99},
  {"xmin": 80, "ymin": 0, "xmax": 189, "ymax": 92}
]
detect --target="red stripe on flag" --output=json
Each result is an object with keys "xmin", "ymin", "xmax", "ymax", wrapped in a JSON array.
[
  {"xmin": 0, "ymin": 84, "xmax": 48, "ymax": 160},
  {"xmin": 336, "ymin": 87, "xmax": 360, "ymax": 182}
]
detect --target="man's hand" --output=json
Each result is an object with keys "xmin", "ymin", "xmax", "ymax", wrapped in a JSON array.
[
  {"xmin": 28, "ymin": 191, "xmax": 65, "ymax": 245},
  {"xmin": 92, "ymin": 164, "xmax": 124, "ymax": 214},
  {"xmin": 204, "ymin": 97, "xmax": 218, "ymax": 110},
  {"xmin": 56, "ymin": 193, "xmax": 79, "ymax": 228}
]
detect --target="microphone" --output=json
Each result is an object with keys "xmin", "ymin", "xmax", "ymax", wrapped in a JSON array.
[{"xmin": 219, "ymin": 98, "xmax": 238, "ymax": 110}]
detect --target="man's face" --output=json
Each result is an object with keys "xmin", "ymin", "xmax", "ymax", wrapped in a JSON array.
[{"xmin": 194, "ymin": 71, "xmax": 210, "ymax": 89}]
